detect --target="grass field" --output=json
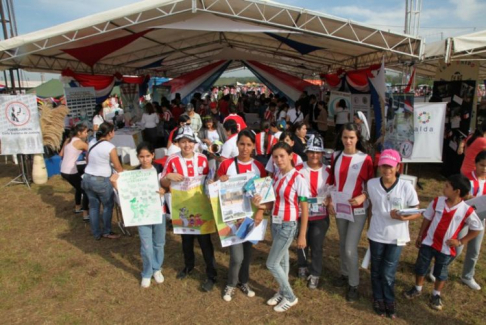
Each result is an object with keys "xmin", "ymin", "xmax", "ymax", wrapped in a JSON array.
[{"xmin": 0, "ymin": 162, "xmax": 484, "ymax": 324}]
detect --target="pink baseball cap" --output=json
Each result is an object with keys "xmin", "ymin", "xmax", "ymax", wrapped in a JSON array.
[{"xmin": 378, "ymin": 149, "xmax": 401, "ymax": 167}]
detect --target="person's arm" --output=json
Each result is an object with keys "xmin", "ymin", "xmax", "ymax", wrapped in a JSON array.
[
  {"xmin": 72, "ymin": 139, "xmax": 88, "ymax": 151},
  {"xmin": 110, "ymin": 148, "xmax": 124, "ymax": 173},
  {"xmin": 59, "ymin": 139, "xmax": 69, "ymax": 157},
  {"xmin": 297, "ymin": 201, "xmax": 308, "ymax": 249},
  {"xmin": 161, "ymin": 173, "xmax": 184, "ymax": 189},
  {"xmin": 110, "ymin": 173, "xmax": 119, "ymax": 190},
  {"xmin": 415, "ymin": 218, "xmax": 431, "ymax": 248},
  {"xmin": 390, "ymin": 207, "xmax": 422, "ymax": 221},
  {"xmin": 446, "ymin": 230, "xmax": 480, "ymax": 247}
]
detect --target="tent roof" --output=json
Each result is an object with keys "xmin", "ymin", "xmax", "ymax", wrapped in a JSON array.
[
  {"xmin": 0, "ymin": 0, "xmax": 422, "ymax": 79},
  {"xmin": 421, "ymin": 29, "xmax": 486, "ymax": 79}
]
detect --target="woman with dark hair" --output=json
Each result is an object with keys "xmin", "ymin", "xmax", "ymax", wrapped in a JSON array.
[
  {"xmin": 111, "ymin": 142, "xmax": 166, "ymax": 288},
  {"xmin": 92, "ymin": 104, "xmax": 104, "ymax": 132},
  {"xmin": 252, "ymin": 142, "xmax": 309, "ymax": 312},
  {"xmin": 460, "ymin": 120, "xmax": 486, "ymax": 175},
  {"xmin": 328, "ymin": 122, "xmax": 374, "ymax": 302},
  {"xmin": 60, "ymin": 124, "xmax": 89, "ymax": 221},
  {"xmin": 198, "ymin": 115, "xmax": 227, "ymax": 148},
  {"xmin": 334, "ymin": 99, "xmax": 350, "ymax": 134},
  {"xmin": 82, "ymin": 122, "xmax": 124, "ymax": 240},
  {"xmin": 293, "ymin": 121, "xmax": 308, "ymax": 162},
  {"xmin": 141, "ymin": 103, "xmax": 159, "ymax": 146},
  {"xmin": 217, "ymin": 129, "xmax": 267, "ymax": 302},
  {"xmin": 167, "ymin": 115, "xmax": 191, "ymax": 149}
]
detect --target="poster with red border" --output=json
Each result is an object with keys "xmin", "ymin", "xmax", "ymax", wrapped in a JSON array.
[{"xmin": 0, "ymin": 94, "xmax": 43, "ymax": 155}]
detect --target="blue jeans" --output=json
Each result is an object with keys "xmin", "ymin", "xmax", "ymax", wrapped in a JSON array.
[
  {"xmin": 138, "ymin": 218, "xmax": 166, "ymax": 279},
  {"xmin": 81, "ymin": 174, "xmax": 115, "ymax": 239},
  {"xmin": 369, "ymin": 240, "xmax": 404, "ymax": 303},
  {"xmin": 415, "ymin": 245, "xmax": 453, "ymax": 281},
  {"xmin": 266, "ymin": 221, "xmax": 298, "ymax": 302}
]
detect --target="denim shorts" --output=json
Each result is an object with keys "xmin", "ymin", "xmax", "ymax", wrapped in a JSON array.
[{"xmin": 415, "ymin": 245, "xmax": 453, "ymax": 281}]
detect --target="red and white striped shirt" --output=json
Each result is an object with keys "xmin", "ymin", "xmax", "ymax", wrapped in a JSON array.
[
  {"xmin": 422, "ymin": 196, "xmax": 483, "ymax": 256},
  {"xmin": 330, "ymin": 151, "xmax": 374, "ymax": 208},
  {"xmin": 466, "ymin": 171, "xmax": 486, "ymax": 197},
  {"xmin": 255, "ymin": 132, "xmax": 278, "ymax": 156},
  {"xmin": 162, "ymin": 110, "xmax": 173, "ymax": 122},
  {"xmin": 272, "ymin": 168, "xmax": 310, "ymax": 223},
  {"xmin": 266, "ymin": 153, "xmax": 303, "ymax": 177},
  {"xmin": 161, "ymin": 152, "xmax": 209, "ymax": 178},
  {"xmin": 217, "ymin": 158, "xmax": 266, "ymax": 178},
  {"xmin": 296, "ymin": 162, "xmax": 331, "ymax": 220},
  {"xmin": 223, "ymin": 114, "xmax": 247, "ymax": 132},
  {"xmin": 264, "ymin": 109, "xmax": 276, "ymax": 123}
]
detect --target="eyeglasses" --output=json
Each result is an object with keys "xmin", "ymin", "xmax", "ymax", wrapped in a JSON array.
[{"xmin": 185, "ymin": 123, "xmax": 191, "ymax": 126}]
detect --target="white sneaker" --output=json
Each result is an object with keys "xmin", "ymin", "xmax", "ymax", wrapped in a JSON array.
[
  {"xmin": 274, "ymin": 297, "xmax": 299, "ymax": 312},
  {"xmin": 141, "ymin": 278, "xmax": 151, "ymax": 288},
  {"xmin": 223, "ymin": 285, "xmax": 236, "ymax": 302},
  {"xmin": 461, "ymin": 277, "xmax": 481, "ymax": 290},
  {"xmin": 266, "ymin": 292, "xmax": 283, "ymax": 306},
  {"xmin": 153, "ymin": 271, "xmax": 164, "ymax": 284}
]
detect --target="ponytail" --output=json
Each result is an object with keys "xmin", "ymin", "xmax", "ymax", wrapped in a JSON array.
[
  {"xmin": 96, "ymin": 122, "xmax": 114, "ymax": 141},
  {"xmin": 68, "ymin": 124, "xmax": 88, "ymax": 143}
]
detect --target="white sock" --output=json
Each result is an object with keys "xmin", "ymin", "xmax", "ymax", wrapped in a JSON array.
[
  {"xmin": 432, "ymin": 290, "xmax": 441, "ymax": 296},
  {"xmin": 415, "ymin": 285, "xmax": 423, "ymax": 292}
]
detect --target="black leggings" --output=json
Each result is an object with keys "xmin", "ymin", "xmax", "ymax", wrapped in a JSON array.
[{"xmin": 61, "ymin": 172, "xmax": 89, "ymax": 210}]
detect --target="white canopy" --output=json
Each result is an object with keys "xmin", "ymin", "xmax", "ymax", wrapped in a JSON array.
[{"xmin": 0, "ymin": 0, "xmax": 422, "ymax": 78}]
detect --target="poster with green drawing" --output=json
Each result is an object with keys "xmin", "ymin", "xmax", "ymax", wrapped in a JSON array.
[
  {"xmin": 117, "ymin": 169, "xmax": 163, "ymax": 227},
  {"xmin": 171, "ymin": 175, "xmax": 216, "ymax": 235}
]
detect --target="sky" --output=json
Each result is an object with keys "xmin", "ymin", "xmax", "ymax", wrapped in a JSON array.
[{"xmin": 10, "ymin": 0, "xmax": 486, "ymax": 80}]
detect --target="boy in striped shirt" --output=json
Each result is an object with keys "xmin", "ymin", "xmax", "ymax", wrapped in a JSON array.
[{"xmin": 404, "ymin": 174, "xmax": 483, "ymax": 311}]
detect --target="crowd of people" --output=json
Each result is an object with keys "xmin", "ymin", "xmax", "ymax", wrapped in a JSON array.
[{"xmin": 57, "ymin": 89, "xmax": 485, "ymax": 318}]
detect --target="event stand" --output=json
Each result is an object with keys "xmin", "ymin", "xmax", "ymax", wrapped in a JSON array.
[{"xmin": 4, "ymin": 154, "xmax": 31, "ymax": 189}]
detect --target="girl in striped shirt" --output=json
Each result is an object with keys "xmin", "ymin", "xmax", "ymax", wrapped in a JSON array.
[
  {"xmin": 252, "ymin": 142, "xmax": 309, "ymax": 312},
  {"xmin": 328, "ymin": 123, "xmax": 374, "ymax": 302}
]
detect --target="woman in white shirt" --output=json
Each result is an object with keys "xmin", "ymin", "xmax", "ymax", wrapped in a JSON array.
[
  {"xmin": 334, "ymin": 99, "xmax": 350, "ymax": 134},
  {"xmin": 92, "ymin": 104, "xmax": 105, "ymax": 132},
  {"xmin": 367, "ymin": 149, "xmax": 421, "ymax": 318},
  {"xmin": 82, "ymin": 122, "xmax": 124, "ymax": 240},
  {"xmin": 141, "ymin": 103, "xmax": 160, "ymax": 146}
]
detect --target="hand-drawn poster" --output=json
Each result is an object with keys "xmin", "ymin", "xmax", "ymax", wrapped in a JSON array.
[
  {"xmin": 219, "ymin": 174, "xmax": 255, "ymax": 222},
  {"xmin": 383, "ymin": 93, "xmax": 415, "ymax": 159},
  {"xmin": 171, "ymin": 175, "xmax": 216, "ymax": 235},
  {"xmin": 117, "ymin": 169, "xmax": 163, "ymax": 227},
  {"xmin": 0, "ymin": 94, "xmax": 44, "ymax": 155}
]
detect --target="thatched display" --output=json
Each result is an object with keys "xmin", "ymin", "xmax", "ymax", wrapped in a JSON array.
[{"xmin": 38, "ymin": 103, "xmax": 69, "ymax": 151}]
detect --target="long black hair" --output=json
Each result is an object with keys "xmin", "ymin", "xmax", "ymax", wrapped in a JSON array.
[
  {"xmin": 271, "ymin": 141, "xmax": 292, "ymax": 155},
  {"xmin": 68, "ymin": 124, "xmax": 88, "ymax": 143},
  {"xmin": 334, "ymin": 122, "xmax": 367, "ymax": 153},
  {"xmin": 136, "ymin": 141, "xmax": 155, "ymax": 155},
  {"xmin": 96, "ymin": 122, "xmax": 114, "ymax": 140},
  {"xmin": 237, "ymin": 128, "xmax": 256, "ymax": 144},
  {"xmin": 466, "ymin": 120, "xmax": 486, "ymax": 147}
]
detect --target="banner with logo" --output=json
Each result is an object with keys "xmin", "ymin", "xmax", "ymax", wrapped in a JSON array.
[
  {"xmin": 0, "ymin": 94, "xmax": 44, "ymax": 155},
  {"xmin": 328, "ymin": 91, "xmax": 351, "ymax": 125},
  {"xmin": 383, "ymin": 94, "xmax": 415, "ymax": 159},
  {"xmin": 351, "ymin": 94, "xmax": 372, "ymax": 127},
  {"xmin": 402, "ymin": 103, "xmax": 447, "ymax": 163}
]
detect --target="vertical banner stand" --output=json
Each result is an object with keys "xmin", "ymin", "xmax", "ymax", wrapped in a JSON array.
[{"xmin": 4, "ymin": 154, "xmax": 31, "ymax": 189}]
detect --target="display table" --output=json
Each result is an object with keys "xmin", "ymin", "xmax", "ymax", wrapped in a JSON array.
[{"xmin": 111, "ymin": 128, "xmax": 142, "ymax": 149}]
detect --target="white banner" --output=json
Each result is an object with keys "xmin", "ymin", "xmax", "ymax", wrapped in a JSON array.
[
  {"xmin": 0, "ymin": 94, "xmax": 44, "ymax": 155},
  {"xmin": 117, "ymin": 169, "xmax": 163, "ymax": 227},
  {"xmin": 403, "ymin": 103, "xmax": 447, "ymax": 163}
]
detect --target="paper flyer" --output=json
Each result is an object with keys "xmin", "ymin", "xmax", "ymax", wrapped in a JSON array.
[
  {"xmin": 219, "ymin": 174, "xmax": 255, "ymax": 222},
  {"xmin": 331, "ymin": 191, "xmax": 354, "ymax": 222},
  {"xmin": 171, "ymin": 175, "xmax": 216, "ymax": 235}
]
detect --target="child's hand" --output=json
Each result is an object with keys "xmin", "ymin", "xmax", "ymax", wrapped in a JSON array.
[
  {"xmin": 297, "ymin": 234, "xmax": 307, "ymax": 249},
  {"xmin": 349, "ymin": 193, "xmax": 366, "ymax": 207},
  {"xmin": 219, "ymin": 175, "xmax": 229, "ymax": 182},
  {"xmin": 157, "ymin": 188, "xmax": 166, "ymax": 196},
  {"xmin": 251, "ymin": 195, "xmax": 263, "ymax": 207},
  {"xmin": 254, "ymin": 214, "xmax": 263, "ymax": 226},
  {"xmin": 167, "ymin": 173, "xmax": 184, "ymax": 182},
  {"xmin": 446, "ymin": 239, "xmax": 462, "ymax": 247},
  {"xmin": 390, "ymin": 210, "xmax": 406, "ymax": 221},
  {"xmin": 415, "ymin": 237, "xmax": 422, "ymax": 249}
]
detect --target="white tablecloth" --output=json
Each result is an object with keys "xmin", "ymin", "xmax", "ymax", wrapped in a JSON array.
[{"xmin": 111, "ymin": 129, "xmax": 142, "ymax": 149}]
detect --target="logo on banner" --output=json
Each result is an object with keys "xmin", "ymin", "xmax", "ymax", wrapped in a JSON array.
[
  {"xmin": 5, "ymin": 101, "xmax": 31, "ymax": 126},
  {"xmin": 418, "ymin": 112, "xmax": 431, "ymax": 124}
]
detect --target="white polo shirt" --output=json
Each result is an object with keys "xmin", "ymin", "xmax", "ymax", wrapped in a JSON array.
[
  {"xmin": 367, "ymin": 177, "xmax": 419, "ymax": 245},
  {"xmin": 221, "ymin": 134, "xmax": 239, "ymax": 159}
]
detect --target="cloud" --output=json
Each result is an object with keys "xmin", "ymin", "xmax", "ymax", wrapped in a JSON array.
[{"xmin": 449, "ymin": 0, "xmax": 486, "ymax": 21}]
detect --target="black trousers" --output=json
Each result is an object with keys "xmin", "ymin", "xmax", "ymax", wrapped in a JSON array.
[
  {"xmin": 297, "ymin": 218, "xmax": 330, "ymax": 276},
  {"xmin": 181, "ymin": 234, "xmax": 217, "ymax": 280},
  {"xmin": 61, "ymin": 172, "xmax": 89, "ymax": 210}
]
